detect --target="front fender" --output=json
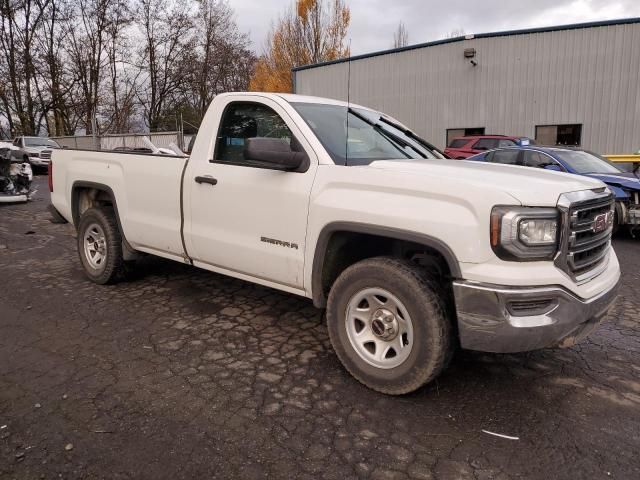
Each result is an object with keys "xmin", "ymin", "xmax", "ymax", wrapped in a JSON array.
[{"xmin": 304, "ymin": 165, "xmax": 521, "ymax": 303}]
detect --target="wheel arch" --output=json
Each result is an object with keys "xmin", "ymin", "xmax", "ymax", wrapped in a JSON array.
[
  {"xmin": 311, "ymin": 222, "xmax": 461, "ymax": 308},
  {"xmin": 71, "ymin": 181, "xmax": 135, "ymax": 255}
]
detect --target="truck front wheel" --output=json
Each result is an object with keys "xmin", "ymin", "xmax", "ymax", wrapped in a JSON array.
[
  {"xmin": 326, "ymin": 257, "xmax": 453, "ymax": 395},
  {"xmin": 77, "ymin": 207, "xmax": 129, "ymax": 284}
]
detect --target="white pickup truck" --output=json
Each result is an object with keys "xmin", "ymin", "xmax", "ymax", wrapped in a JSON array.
[{"xmin": 50, "ymin": 93, "xmax": 620, "ymax": 394}]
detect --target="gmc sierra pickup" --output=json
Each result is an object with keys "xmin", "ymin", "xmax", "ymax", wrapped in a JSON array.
[{"xmin": 49, "ymin": 93, "xmax": 620, "ymax": 394}]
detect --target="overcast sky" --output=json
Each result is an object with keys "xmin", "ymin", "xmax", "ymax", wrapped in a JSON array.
[{"xmin": 230, "ymin": 0, "xmax": 640, "ymax": 55}]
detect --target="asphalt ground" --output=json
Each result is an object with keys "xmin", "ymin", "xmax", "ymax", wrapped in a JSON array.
[{"xmin": 1, "ymin": 176, "xmax": 639, "ymax": 479}]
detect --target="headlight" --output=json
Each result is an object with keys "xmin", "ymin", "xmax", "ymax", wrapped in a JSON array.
[
  {"xmin": 519, "ymin": 218, "xmax": 557, "ymax": 245},
  {"xmin": 491, "ymin": 206, "xmax": 559, "ymax": 261},
  {"xmin": 27, "ymin": 152, "xmax": 40, "ymax": 157}
]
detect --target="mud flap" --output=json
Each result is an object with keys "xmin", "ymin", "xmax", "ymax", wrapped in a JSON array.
[{"xmin": 48, "ymin": 204, "xmax": 68, "ymax": 224}]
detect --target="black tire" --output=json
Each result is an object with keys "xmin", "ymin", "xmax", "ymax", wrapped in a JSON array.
[
  {"xmin": 77, "ymin": 207, "xmax": 129, "ymax": 284},
  {"xmin": 326, "ymin": 257, "xmax": 453, "ymax": 395}
]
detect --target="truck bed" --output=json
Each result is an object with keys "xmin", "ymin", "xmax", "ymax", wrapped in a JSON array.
[{"xmin": 51, "ymin": 149, "xmax": 189, "ymax": 261}]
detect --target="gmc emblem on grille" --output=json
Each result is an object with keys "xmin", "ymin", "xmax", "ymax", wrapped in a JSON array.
[{"xmin": 592, "ymin": 213, "xmax": 609, "ymax": 233}]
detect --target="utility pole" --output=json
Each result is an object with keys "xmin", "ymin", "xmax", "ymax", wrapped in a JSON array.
[
  {"xmin": 92, "ymin": 115, "xmax": 99, "ymax": 150},
  {"xmin": 180, "ymin": 112, "xmax": 184, "ymax": 151}
]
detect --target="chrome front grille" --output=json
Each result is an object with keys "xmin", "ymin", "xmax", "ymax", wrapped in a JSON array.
[
  {"xmin": 555, "ymin": 189, "xmax": 614, "ymax": 284},
  {"xmin": 40, "ymin": 150, "xmax": 52, "ymax": 160}
]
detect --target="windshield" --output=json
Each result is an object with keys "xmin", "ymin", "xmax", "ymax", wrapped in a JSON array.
[
  {"xmin": 554, "ymin": 150, "xmax": 622, "ymax": 174},
  {"xmin": 24, "ymin": 137, "xmax": 60, "ymax": 148},
  {"xmin": 291, "ymin": 103, "xmax": 444, "ymax": 165}
]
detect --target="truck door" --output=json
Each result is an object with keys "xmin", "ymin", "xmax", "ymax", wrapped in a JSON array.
[{"xmin": 184, "ymin": 96, "xmax": 317, "ymax": 291}]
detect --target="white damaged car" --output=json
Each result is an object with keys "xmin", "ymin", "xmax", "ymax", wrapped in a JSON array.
[{"xmin": 0, "ymin": 141, "xmax": 35, "ymax": 203}]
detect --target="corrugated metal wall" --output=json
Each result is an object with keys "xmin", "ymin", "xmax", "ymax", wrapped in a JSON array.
[{"xmin": 294, "ymin": 22, "xmax": 640, "ymax": 153}]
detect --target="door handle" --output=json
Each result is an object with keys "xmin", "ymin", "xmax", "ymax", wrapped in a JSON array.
[{"xmin": 195, "ymin": 175, "xmax": 218, "ymax": 186}]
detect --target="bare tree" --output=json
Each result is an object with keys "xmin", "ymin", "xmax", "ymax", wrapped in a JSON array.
[
  {"xmin": 0, "ymin": 0, "xmax": 50, "ymax": 135},
  {"xmin": 392, "ymin": 21, "xmax": 409, "ymax": 48},
  {"xmin": 35, "ymin": 0, "xmax": 81, "ymax": 135},
  {"xmin": 0, "ymin": 0, "xmax": 258, "ymax": 136},
  {"xmin": 102, "ymin": 0, "xmax": 139, "ymax": 133},
  {"xmin": 38, "ymin": 0, "xmax": 66, "ymax": 135},
  {"xmin": 136, "ymin": 0, "xmax": 193, "ymax": 131},
  {"xmin": 444, "ymin": 28, "xmax": 465, "ymax": 39},
  {"xmin": 63, "ymin": 0, "xmax": 114, "ymax": 134},
  {"xmin": 182, "ymin": 0, "xmax": 255, "ymax": 119}
]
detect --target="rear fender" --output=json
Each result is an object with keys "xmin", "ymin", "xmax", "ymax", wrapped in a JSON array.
[{"xmin": 71, "ymin": 181, "xmax": 138, "ymax": 260}]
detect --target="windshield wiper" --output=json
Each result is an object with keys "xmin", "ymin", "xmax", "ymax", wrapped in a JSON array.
[
  {"xmin": 378, "ymin": 116, "xmax": 448, "ymax": 158},
  {"xmin": 347, "ymin": 108, "xmax": 426, "ymax": 159}
]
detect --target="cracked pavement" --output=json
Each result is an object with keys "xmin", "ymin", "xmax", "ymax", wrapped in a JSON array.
[{"xmin": 1, "ymin": 177, "xmax": 639, "ymax": 479}]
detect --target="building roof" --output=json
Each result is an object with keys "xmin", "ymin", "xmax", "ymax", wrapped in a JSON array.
[{"xmin": 292, "ymin": 17, "xmax": 640, "ymax": 73}]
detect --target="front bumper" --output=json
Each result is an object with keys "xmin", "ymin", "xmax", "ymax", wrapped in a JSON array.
[
  {"xmin": 0, "ymin": 193, "xmax": 28, "ymax": 203},
  {"xmin": 30, "ymin": 158, "xmax": 50, "ymax": 166},
  {"xmin": 453, "ymin": 279, "xmax": 619, "ymax": 353}
]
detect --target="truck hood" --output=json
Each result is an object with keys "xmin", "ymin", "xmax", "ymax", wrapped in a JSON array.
[
  {"xmin": 367, "ymin": 159, "xmax": 605, "ymax": 206},
  {"xmin": 24, "ymin": 146, "xmax": 54, "ymax": 153},
  {"xmin": 582, "ymin": 172, "xmax": 640, "ymax": 192}
]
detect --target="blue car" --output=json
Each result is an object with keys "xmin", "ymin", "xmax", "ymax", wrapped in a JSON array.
[{"xmin": 468, "ymin": 146, "xmax": 640, "ymax": 234}]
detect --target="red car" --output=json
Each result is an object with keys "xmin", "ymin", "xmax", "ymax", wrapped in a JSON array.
[{"xmin": 444, "ymin": 135, "xmax": 534, "ymax": 159}]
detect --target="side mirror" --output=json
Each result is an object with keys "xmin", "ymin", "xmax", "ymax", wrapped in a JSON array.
[
  {"xmin": 544, "ymin": 164, "xmax": 562, "ymax": 172},
  {"xmin": 244, "ymin": 137, "xmax": 308, "ymax": 171}
]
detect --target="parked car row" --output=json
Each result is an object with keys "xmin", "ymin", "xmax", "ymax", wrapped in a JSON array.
[
  {"xmin": 466, "ymin": 146, "xmax": 640, "ymax": 235},
  {"xmin": 444, "ymin": 134, "xmax": 535, "ymax": 159}
]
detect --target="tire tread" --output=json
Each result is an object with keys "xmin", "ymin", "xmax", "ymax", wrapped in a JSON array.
[
  {"xmin": 77, "ymin": 207, "xmax": 128, "ymax": 284},
  {"xmin": 326, "ymin": 256, "xmax": 453, "ymax": 395}
]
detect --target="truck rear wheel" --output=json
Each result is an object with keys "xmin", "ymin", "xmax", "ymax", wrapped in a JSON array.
[
  {"xmin": 77, "ymin": 207, "xmax": 129, "ymax": 284},
  {"xmin": 326, "ymin": 257, "xmax": 452, "ymax": 395}
]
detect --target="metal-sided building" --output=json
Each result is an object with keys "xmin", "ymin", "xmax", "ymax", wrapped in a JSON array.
[{"xmin": 292, "ymin": 18, "xmax": 640, "ymax": 154}]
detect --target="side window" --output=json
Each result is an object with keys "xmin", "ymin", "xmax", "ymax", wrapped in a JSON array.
[
  {"xmin": 523, "ymin": 151, "xmax": 558, "ymax": 169},
  {"xmin": 448, "ymin": 138, "xmax": 469, "ymax": 148},
  {"xmin": 473, "ymin": 138, "xmax": 498, "ymax": 151},
  {"xmin": 497, "ymin": 139, "xmax": 516, "ymax": 147},
  {"xmin": 488, "ymin": 149, "xmax": 519, "ymax": 165},
  {"xmin": 214, "ymin": 103, "xmax": 293, "ymax": 165}
]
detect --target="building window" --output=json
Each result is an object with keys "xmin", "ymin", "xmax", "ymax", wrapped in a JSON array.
[
  {"xmin": 535, "ymin": 124, "xmax": 582, "ymax": 146},
  {"xmin": 446, "ymin": 127, "xmax": 485, "ymax": 146}
]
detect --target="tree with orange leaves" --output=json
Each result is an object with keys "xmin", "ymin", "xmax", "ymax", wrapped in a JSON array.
[{"xmin": 250, "ymin": 0, "xmax": 350, "ymax": 93}]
